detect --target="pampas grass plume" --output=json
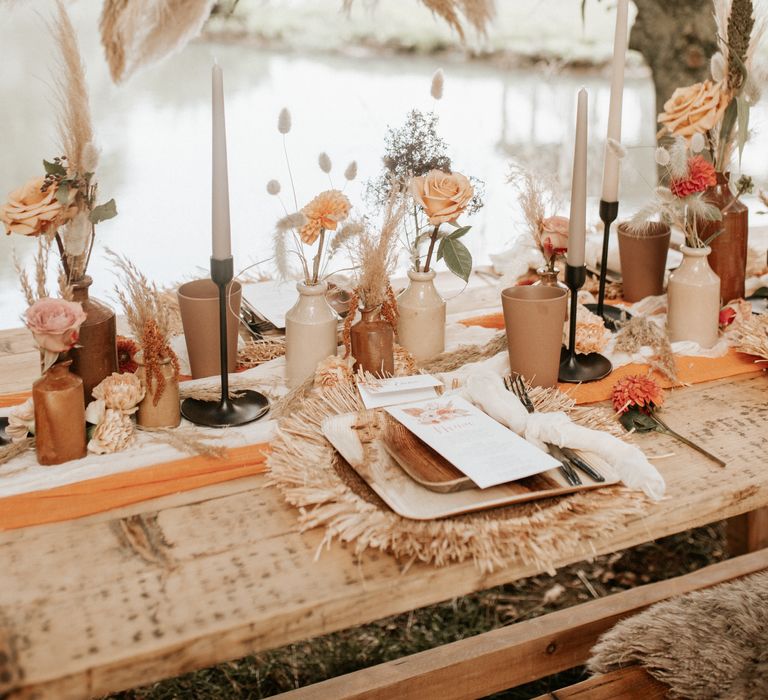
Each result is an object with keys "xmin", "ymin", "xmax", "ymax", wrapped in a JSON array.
[
  {"xmin": 267, "ymin": 179, "xmax": 281, "ymax": 195},
  {"xmin": 318, "ymin": 152, "xmax": 332, "ymax": 174},
  {"xmin": 344, "ymin": 161, "xmax": 358, "ymax": 181},
  {"xmin": 278, "ymin": 108, "xmax": 292, "ymax": 134},
  {"xmin": 431, "ymin": 69, "xmax": 444, "ymax": 100}
]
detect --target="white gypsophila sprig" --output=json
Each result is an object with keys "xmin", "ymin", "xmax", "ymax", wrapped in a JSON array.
[
  {"xmin": 607, "ymin": 138, "xmax": 627, "ymax": 159},
  {"xmin": 691, "ymin": 132, "xmax": 706, "ymax": 153},
  {"xmin": 430, "ymin": 68, "xmax": 444, "ymax": 100},
  {"xmin": 267, "ymin": 179, "xmax": 281, "ymax": 195},
  {"xmin": 711, "ymin": 51, "xmax": 726, "ymax": 81},
  {"xmin": 667, "ymin": 138, "xmax": 689, "ymax": 180},
  {"xmin": 344, "ymin": 161, "xmax": 358, "ymax": 181},
  {"xmin": 655, "ymin": 147, "xmax": 671, "ymax": 166},
  {"xmin": 318, "ymin": 152, "xmax": 332, "ymax": 174},
  {"xmin": 278, "ymin": 107, "xmax": 292, "ymax": 134}
]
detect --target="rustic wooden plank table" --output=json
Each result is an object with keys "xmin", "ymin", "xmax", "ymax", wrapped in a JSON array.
[{"xmin": 1, "ymin": 328, "xmax": 767, "ymax": 699}]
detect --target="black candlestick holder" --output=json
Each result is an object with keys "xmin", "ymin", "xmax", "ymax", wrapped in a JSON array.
[
  {"xmin": 584, "ymin": 199, "xmax": 631, "ymax": 331},
  {"xmin": 559, "ymin": 263, "xmax": 613, "ymax": 383},
  {"xmin": 181, "ymin": 256, "xmax": 269, "ymax": 428}
]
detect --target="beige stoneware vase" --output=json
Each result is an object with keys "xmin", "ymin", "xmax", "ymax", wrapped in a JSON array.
[
  {"xmin": 285, "ymin": 281, "xmax": 339, "ymax": 388},
  {"xmin": 136, "ymin": 356, "xmax": 181, "ymax": 428},
  {"xmin": 667, "ymin": 245, "xmax": 720, "ymax": 349},
  {"xmin": 396, "ymin": 270, "xmax": 446, "ymax": 361}
]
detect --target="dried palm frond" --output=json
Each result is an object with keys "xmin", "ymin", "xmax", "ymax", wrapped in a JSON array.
[
  {"xmin": 342, "ymin": 0, "xmax": 495, "ymax": 39},
  {"xmin": 50, "ymin": 1, "xmax": 94, "ymax": 177},
  {"xmin": 100, "ymin": 0, "xmax": 216, "ymax": 83}
]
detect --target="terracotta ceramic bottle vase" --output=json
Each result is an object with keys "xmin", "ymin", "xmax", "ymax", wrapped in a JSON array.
[
  {"xmin": 285, "ymin": 281, "xmax": 339, "ymax": 388},
  {"xmin": 32, "ymin": 360, "xmax": 87, "ymax": 465},
  {"xmin": 136, "ymin": 355, "xmax": 181, "ymax": 428},
  {"xmin": 396, "ymin": 270, "xmax": 446, "ymax": 361},
  {"xmin": 617, "ymin": 222, "xmax": 671, "ymax": 302},
  {"xmin": 667, "ymin": 245, "xmax": 720, "ymax": 349},
  {"xmin": 70, "ymin": 276, "xmax": 118, "ymax": 402},
  {"xmin": 350, "ymin": 306, "xmax": 395, "ymax": 376},
  {"xmin": 700, "ymin": 172, "xmax": 748, "ymax": 303}
]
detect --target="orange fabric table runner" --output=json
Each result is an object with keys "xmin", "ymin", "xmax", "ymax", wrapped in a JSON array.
[
  {"xmin": 460, "ymin": 311, "xmax": 765, "ymax": 404},
  {"xmin": 0, "ymin": 442, "xmax": 270, "ymax": 531}
]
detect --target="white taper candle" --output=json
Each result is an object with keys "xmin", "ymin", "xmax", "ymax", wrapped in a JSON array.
[
  {"xmin": 567, "ymin": 88, "xmax": 588, "ymax": 268},
  {"xmin": 212, "ymin": 62, "xmax": 232, "ymax": 261},
  {"xmin": 600, "ymin": 0, "xmax": 629, "ymax": 202}
]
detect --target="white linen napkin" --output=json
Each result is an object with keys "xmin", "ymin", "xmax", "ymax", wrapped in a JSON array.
[{"xmin": 463, "ymin": 372, "xmax": 666, "ymax": 501}]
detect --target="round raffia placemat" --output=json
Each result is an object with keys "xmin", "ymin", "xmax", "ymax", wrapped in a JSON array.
[{"xmin": 266, "ymin": 379, "xmax": 650, "ymax": 574}]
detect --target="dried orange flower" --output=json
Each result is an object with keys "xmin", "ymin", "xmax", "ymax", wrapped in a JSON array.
[
  {"xmin": 300, "ymin": 189, "xmax": 351, "ymax": 245},
  {"xmin": 117, "ymin": 335, "xmax": 139, "ymax": 373},
  {"xmin": 611, "ymin": 374, "xmax": 665, "ymax": 415}
]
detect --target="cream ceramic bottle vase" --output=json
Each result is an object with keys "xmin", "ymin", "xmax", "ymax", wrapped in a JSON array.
[
  {"xmin": 396, "ymin": 270, "xmax": 446, "ymax": 361},
  {"xmin": 285, "ymin": 281, "xmax": 339, "ymax": 388},
  {"xmin": 667, "ymin": 245, "xmax": 720, "ymax": 349}
]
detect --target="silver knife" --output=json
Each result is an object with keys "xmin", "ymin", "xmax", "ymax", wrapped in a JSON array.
[{"xmin": 546, "ymin": 443, "xmax": 582, "ymax": 486}]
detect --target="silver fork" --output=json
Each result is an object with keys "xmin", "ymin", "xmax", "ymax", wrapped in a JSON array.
[{"xmin": 504, "ymin": 374, "xmax": 584, "ymax": 487}]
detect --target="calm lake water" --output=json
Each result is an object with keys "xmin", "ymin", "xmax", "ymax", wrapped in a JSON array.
[{"xmin": 2, "ymin": 4, "xmax": 768, "ymax": 328}]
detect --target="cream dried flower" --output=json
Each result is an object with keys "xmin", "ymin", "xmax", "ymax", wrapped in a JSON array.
[
  {"xmin": 394, "ymin": 344, "xmax": 417, "ymax": 376},
  {"xmin": 88, "ymin": 408, "xmax": 134, "ymax": 454},
  {"xmin": 7, "ymin": 398, "xmax": 34, "ymax": 443},
  {"xmin": 266, "ymin": 179, "xmax": 281, "ymax": 195},
  {"xmin": 278, "ymin": 108, "xmax": 292, "ymax": 134},
  {"xmin": 344, "ymin": 161, "xmax": 358, "ymax": 181},
  {"xmin": 314, "ymin": 354, "xmax": 354, "ymax": 388},
  {"xmin": 92, "ymin": 372, "xmax": 144, "ymax": 413},
  {"xmin": 567, "ymin": 305, "xmax": 611, "ymax": 355},
  {"xmin": 318, "ymin": 152, "xmax": 332, "ymax": 174},
  {"xmin": 655, "ymin": 147, "xmax": 671, "ymax": 166},
  {"xmin": 431, "ymin": 68, "xmax": 445, "ymax": 100}
]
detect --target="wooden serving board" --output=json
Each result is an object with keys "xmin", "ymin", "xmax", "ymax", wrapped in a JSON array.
[{"xmin": 321, "ymin": 411, "xmax": 619, "ymax": 520}]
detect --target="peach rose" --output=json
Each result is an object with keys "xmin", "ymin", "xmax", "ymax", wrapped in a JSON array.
[
  {"xmin": 540, "ymin": 215, "xmax": 569, "ymax": 258},
  {"xmin": 658, "ymin": 80, "xmax": 730, "ymax": 139},
  {"xmin": 410, "ymin": 169, "xmax": 474, "ymax": 226},
  {"xmin": 25, "ymin": 298, "xmax": 87, "ymax": 353},
  {"xmin": 0, "ymin": 177, "xmax": 76, "ymax": 237}
]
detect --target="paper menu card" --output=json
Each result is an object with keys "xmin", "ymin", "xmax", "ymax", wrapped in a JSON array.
[
  {"xmin": 357, "ymin": 375, "xmax": 442, "ymax": 409},
  {"xmin": 385, "ymin": 396, "xmax": 560, "ymax": 489},
  {"xmin": 240, "ymin": 280, "xmax": 299, "ymax": 329}
]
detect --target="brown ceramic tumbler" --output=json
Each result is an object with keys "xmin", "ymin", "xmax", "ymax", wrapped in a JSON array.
[
  {"xmin": 177, "ymin": 279, "xmax": 241, "ymax": 379},
  {"xmin": 501, "ymin": 286, "xmax": 567, "ymax": 388},
  {"xmin": 617, "ymin": 222, "xmax": 671, "ymax": 302}
]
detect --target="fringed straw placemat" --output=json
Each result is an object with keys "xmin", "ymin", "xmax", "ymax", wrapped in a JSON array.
[{"xmin": 267, "ymin": 381, "xmax": 650, "ymax": 574}]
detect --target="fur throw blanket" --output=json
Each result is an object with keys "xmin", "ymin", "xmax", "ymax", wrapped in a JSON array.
[{"xmin": 588, "ymin": 571, "xmax": 768, "ymax": 699}]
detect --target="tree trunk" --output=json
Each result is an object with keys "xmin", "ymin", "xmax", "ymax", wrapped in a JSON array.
[{"xmin": 630, "ymin": 0, "xmax": 717, "ymax": 118}]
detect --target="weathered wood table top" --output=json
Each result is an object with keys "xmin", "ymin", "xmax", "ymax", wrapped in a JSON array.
[{"xmin": 1, "ymin": 327, "xmax": 767, "ymax": 699}]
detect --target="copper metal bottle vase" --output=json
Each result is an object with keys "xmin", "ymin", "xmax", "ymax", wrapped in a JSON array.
[
  {"xmin": 350, "ymin": 306, "xmax": 394, "ymax": 377},
  {"xmin": 32, "ymin": 360, "xmax": 87, "ymax": 465},
  {"xmin": 70, "ymin": 276, "xmax": 118, "ymax": 402}
]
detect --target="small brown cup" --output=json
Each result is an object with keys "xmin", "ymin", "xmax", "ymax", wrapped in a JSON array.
[
  {"xmin": 177, "ymin": 279, "xmax": 241, "ymax": 379},
  {"xmin": 501, "ymin": 286, "xmax": 567, "ymax": 388},
  {"xmin": 617, "ymin": 222, "xmax": 671, "ymax": 302}
]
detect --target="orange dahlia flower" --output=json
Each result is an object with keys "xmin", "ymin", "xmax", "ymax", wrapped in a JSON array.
[
  {"xmin": 299, "ymin": 189, "xmax": 351, "ymax": 245},
  {"xmin": 669, "ymin": 156, "xmax": 717, "ymax": 198},
  {"xmin": 611, "ymin": 374, "xmax": 665, "ymax": 414}
]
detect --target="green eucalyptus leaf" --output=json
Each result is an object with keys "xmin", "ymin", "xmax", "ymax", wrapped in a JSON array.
[
  {"xmin": 736, "ymin": 95, "xmax": 750, "ymax": 165},
  {"xmin": 448, "ymin": 225, "xmax": 471, "ymax": 240},
  {"xmin": 436, "ymin": 237, "xmax": 444, "ymax": 262},
  {"xmin": 618, "ymin": 407, "xmax": 659, "ymax": 434},
  {"xmin": 55, "ymin": 182, "xmax": 70, "ymax": 205},
  {"xmin": 440, "ymin": 237, "xmax": 472, "ymax": 283},
  {"xmin": 89, "ymin": 199, "xmax": 117, "ymax": 224},
  {"xmin": 43, "ymin": 159, "xmax": 66, "ymax": 177}
]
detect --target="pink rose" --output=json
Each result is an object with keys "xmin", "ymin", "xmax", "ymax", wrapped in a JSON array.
[
  {"xmin": 540, "ymin": 215, "xmax": 569, "ymax": 259},
  {"xmin": 410, "ymin": 169, "xmax": 474, "ymax": 225},
  {"xmin": 25, "ymin": 298, "xmax": 87, "ymax": 353}
]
